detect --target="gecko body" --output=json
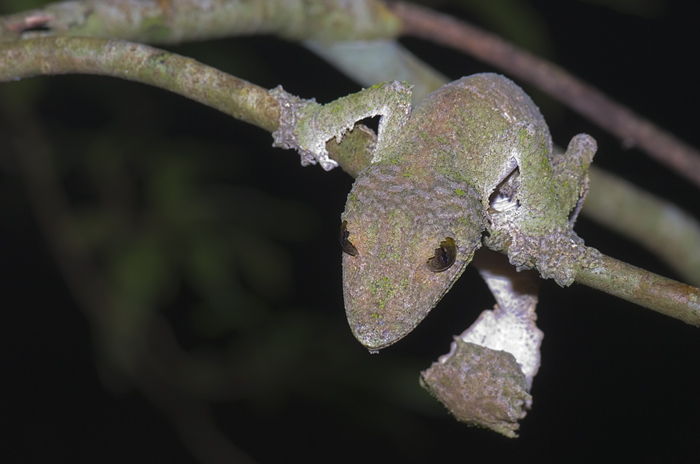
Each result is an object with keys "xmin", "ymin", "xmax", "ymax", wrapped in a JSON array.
[{"xmin": 340, "ymin": 74, "xmax": 597, "ymax": 350}]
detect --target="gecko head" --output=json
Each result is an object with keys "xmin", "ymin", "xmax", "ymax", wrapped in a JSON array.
[{"xmin": 340, "ymin": 163, "xmax": 485, "ymax": 351}]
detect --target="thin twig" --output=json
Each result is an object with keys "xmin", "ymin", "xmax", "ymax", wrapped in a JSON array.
[
  {"xmin": 0, "ymin": 37, "xmax": 280, "ymax": 132},
  {"xmin": 0, "ymin": 0, "xmax": 400, "ymax": 43},
  {"xmin": 389, "ymin": 1, "xmax": 700, "ymax": 189},
  {"xmin": 1, "ymin": 26, "xmax": 696, "ymax": 328},
  {"xmin": 0, "ymin": 36, "xmax": 375, "ymax": 178},
  {"xmin": 575, "ymin": 254, "xmax": 700, "ymax": 326}
]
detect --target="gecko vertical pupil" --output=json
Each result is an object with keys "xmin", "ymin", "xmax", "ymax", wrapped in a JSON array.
[
  {"xmin": 426, "ymin": 237, "xmax": 457, "ymax": 272},
  {"xmin": 340, "ymin": 220, "xmax": 359, "ymax": 256}
]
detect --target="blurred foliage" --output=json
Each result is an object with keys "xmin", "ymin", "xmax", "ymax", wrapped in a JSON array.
[
  {"xmin": 1, "ymin": 0, "xmax": 48, "ymax": 13},
  {"xmin": 63, "ymin": 103, "xmax": 341, "ymax": 377}
]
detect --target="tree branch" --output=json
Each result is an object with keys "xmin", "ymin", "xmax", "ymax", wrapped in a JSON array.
[
  {"xmin": 3, "ymin": 32, "xmax": 697, "ymax": 327},
  {"xmin": 0, "ymin": 0, "xmax": 400, "ymax": 44},
  {"xmin": 575, "ymin": 254, "xmax": 700, "ymax": 326},
  {"xmin": 0, "ymin": 35, "xmax": 378, "ymax": 178},
  {"xmin": 5, "ymin": 2, "xmax": 699, "ymax": 297},
  {"xmin": 0, "ymin": 36, "xmax": 279, "ymax": 132}
]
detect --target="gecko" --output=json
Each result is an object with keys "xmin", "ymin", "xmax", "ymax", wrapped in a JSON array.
[
  {"xmin": 272, "ymin": 73, "xmax": 599, "ymax": 351},
  {"xmin": 338, "ymin": 74, "xmax": 598, "ymax": 351}
]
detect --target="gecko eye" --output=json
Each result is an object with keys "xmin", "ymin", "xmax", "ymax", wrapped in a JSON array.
[
  {"xmin": 426, "ymin": 237, "xmax": 457, "ymax": 272},
  {"xmin": 340, "ymin": 220, "xmax": 359, "ymax": 256}
]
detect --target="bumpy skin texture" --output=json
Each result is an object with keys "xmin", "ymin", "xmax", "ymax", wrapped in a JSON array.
[{"xmin": 342, "ymin": 74, "xmax": 597, "ymax": 351}]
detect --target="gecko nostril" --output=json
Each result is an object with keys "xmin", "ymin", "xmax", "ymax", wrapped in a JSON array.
[
  {"xmin": 340, "ymin": 220, "xmax": 359, "ymax": 256},
  {"xmin": 426, "ymin": 237, "xmax": 457, "ymax": 272}
]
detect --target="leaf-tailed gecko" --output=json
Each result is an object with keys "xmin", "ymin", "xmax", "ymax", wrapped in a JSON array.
[{"xmin": 273, "ymin": 73, "xmax": 599, "ymax": 351}]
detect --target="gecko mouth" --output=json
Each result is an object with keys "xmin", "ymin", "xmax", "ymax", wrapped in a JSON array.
[{"xmin": 349, "ymin": 316, "xmax": 417, "ymax": 351}]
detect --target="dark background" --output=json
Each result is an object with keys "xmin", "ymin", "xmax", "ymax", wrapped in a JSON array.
[{"xmin": 1, "ymin": 0, "xmax": 699, "ymax": 462}]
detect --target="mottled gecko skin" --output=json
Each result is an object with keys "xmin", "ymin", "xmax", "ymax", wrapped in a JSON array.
[{"xmin": 341, "ymin": 74, "xmax": 597, "ymax": 351}]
